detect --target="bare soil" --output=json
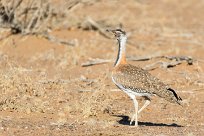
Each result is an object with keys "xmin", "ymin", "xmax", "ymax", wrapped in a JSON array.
[{"xmin": 0, "ymin": 0, "xmax": 204, "ymax": 135}]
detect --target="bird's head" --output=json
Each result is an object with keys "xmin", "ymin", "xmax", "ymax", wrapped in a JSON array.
[{"xmin": 107, "ymin": 29, "xmax": 126, "ymax": 41}]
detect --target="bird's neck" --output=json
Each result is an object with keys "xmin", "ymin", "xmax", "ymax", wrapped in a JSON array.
[{"xmin": 115, "ymin": 36, "xmax": 127, "ymax": 67}]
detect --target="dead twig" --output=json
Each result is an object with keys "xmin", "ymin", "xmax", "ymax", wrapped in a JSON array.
[
  {"xmin": 81, "ymin": 55, "xmax": 194, "ymax": 69},
  {"xmin": 81, "ymin": 56, "xmax": 157, "ymax": 67},
  {"xmin": 144, "ymin": 61, "xmax": 182, "ymax": 71},
  {"xmin": 82, "ymin": 17, "xmax": 111, "ymax": 38},
  {"xmin": 10, "ymin": 0, "xmax": 23, "ymax": 14},
  {"xmin": 42, "ymin": 33, "xmax": 77, "ymax": 46},
  {"xmin": 67, "ymin": 0, "xmax": 81, "ymax": 11},
  {"xmin": 0, "ymin": 0, "xmax": 83, "ymax": 35},
  {"xmin": 129, "ymin": 55, "xmax": 193, "ymax": 65},
  {"xmin": 128, "ymin": 56, "xmax": 154, "ymax": 61},
  {"xmin": 79, "ymin": 17, "xmax": 121, "ymax": 39},
  {"xmin": 163, "ymin": 56, "xmax": 193, "ymax": 65},
  {"xmin": 81, "ymin": 58, "xmax": 111, "ymax": 67}
]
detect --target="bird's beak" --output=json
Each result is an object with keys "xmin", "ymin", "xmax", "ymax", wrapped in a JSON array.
[
  {"xmin": 106, "ymin": 29, "xmax": 117, "ymax": 37},
  {"xmin": 106, "ymin": 29, "xmax": 114, "ymax": 33}
]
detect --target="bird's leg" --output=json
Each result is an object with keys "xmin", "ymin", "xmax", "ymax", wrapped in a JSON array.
[
  {"xmin": 138, "ymin": 96, "xmax": 151, "ymax": 114},
  {"xmin": 128, "ymin": 94, "xmax": 138, "ymax": 126}
]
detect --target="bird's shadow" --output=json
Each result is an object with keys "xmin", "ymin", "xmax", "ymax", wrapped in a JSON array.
[{"xmin": 113, "ymin": 115, "xmax": 183, "ymax": 127}]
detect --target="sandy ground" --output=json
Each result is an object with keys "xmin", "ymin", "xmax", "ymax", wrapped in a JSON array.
[{"xmin": 0, "ymin": 0, "xmax": 204, "ymax": 135}]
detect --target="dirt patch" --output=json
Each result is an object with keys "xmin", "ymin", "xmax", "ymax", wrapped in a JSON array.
[{"xmin": 0, "ymin": 0, "xmax": 204, "ymax": 135}]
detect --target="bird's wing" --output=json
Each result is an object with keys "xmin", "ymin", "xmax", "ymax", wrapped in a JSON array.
[
  {"xmin": 112, "ymin": 64, "xmax": 167, "ymax": 94},
  {"xmin": 112, "ymin": 64, "xmax": 182, "ymax": 104}
]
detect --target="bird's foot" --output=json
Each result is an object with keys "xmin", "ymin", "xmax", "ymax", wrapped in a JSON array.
[{"xmin": 130, "ymin": 114, "xmax": 138, "ymax": 126}]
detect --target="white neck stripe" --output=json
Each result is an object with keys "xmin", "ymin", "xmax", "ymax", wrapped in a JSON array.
[{"xmin": 115, "ymin": 36, "xmax": 127, "ymax": 66}]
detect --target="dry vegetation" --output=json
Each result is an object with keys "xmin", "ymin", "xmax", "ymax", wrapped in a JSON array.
[{"xmin": 0, "ymin": 0, "xmax": 204, "ymax": 135}]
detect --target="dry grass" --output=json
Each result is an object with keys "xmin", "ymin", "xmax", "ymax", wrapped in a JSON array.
[
  {"xmin": 0, "ymin": 0, "xmax": 80, "ymax": 34},
  {"xmin": 0, "ymin": 51, "xmax": 114, "ymax": 118},
  {"xmin": 0, "ymin": 0, "xmax": 204, "ymax": 135}
]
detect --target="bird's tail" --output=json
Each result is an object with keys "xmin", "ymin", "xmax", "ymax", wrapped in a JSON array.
[{"xmin": 166, "ymin": 88, "xmax": 182, "ymax": 106}]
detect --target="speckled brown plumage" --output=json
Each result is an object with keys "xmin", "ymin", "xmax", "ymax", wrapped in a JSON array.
[{"xmin": 112, "ymin": 64, "xmax": 182, "ymax": 105}]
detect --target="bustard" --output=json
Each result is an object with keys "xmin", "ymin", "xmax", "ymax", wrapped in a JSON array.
[{"xmin": 107, "ymin": 29, "xmax": 182, "ymax": 126}]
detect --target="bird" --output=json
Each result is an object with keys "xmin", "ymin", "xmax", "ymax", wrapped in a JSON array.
[{"xmin": 107, "ymin": 29, "xmax": 182, "ymax": 126}]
